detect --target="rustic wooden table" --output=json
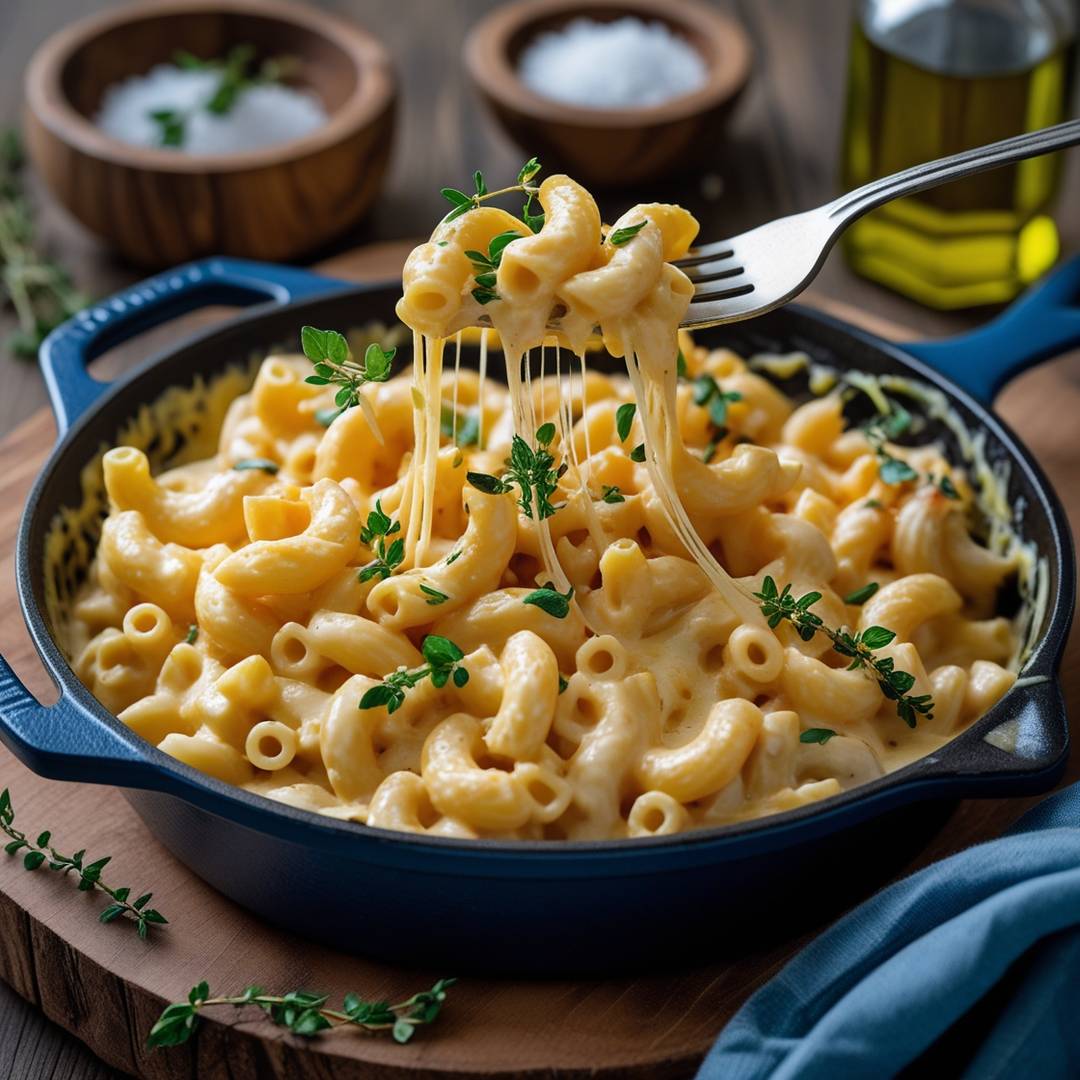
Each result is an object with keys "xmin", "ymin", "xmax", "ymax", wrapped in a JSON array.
[{"xmin": 0, "ymin": 2, "xmax": 1077, "ymax": 1077}]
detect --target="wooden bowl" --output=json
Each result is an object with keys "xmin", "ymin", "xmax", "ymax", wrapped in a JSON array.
[
  {"xmin": 24, "ymin": 0, "xmax": 396, "ymax": 268},
  {"xmin": 464, "ymin": 0, "xmax": 752, "ymax": 187}
]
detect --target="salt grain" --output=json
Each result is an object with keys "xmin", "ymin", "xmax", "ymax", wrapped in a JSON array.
[
  {"xmin": 95, "ymin": 64, "xmax": 327, "ymax": 154},
  {"xmin": 518, "ymin": 17, "xmax": 707, "ymax": 109}
]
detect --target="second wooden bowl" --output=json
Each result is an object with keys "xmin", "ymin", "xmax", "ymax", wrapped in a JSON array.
[
  {"xmin": 465, "ymin": 0, "xmax": 752, "ymax": 187},
  {"xmin": 24, "ymin": 0, "xmax": 396, "ymax": 268}
]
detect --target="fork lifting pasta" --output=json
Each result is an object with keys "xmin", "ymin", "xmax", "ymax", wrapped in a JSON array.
[{"xmin": 70, "ymin": 165, "xmax": 1021, "ymax": 840}]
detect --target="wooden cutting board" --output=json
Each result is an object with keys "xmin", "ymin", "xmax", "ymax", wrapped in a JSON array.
[{"xmin": 1, "ymin": 242, "xmax": 1078, "ymax": 1080}]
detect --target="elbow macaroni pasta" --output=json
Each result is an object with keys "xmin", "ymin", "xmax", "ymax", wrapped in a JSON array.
[{"xmin": 71, "ymin": 173, "xmax": 1022, "ymax": 839}]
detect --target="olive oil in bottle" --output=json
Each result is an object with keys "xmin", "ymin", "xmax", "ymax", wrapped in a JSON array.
[{"xmin": 841, "ymin": 0, "xmax": 1075, "ymax": 308}]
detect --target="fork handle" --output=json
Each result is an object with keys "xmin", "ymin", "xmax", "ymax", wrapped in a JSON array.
[{"xmin": 826, "ymin": 119, "xmax": 1080, "ymax": 225}]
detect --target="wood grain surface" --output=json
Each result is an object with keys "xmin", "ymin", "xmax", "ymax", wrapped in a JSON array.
[
  {"xmin": 0, "ymin": 2, "xmax": 1077, "ymax": 1078},
  {"xmin": 0, "ymin": 238, "xmax": 1077, "ymax": 1080}
]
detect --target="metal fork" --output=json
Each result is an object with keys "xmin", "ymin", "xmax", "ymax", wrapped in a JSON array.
[{"xmin": 677, "ymin": 118, "xmax": 1080, "ymax": 328}]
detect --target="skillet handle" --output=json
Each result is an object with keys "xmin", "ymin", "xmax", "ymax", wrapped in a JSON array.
[
  {"xmin": 902, "ymin": 254, "xmax": 1080, "ymax": 405},
  {"xmin": 0, "ymin": 653, "xmax": 163, "ymax": 787},
  {"xmin": 915, "ymin": 677, "xmax": 1070, "ymax": 795},
  {"xmin": 39, "ymin": 258, "xmax": 353, "ymax": 435}
]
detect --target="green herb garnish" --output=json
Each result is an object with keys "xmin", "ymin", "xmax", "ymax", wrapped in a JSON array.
[
  {"xmin": 864, "ymin": 498, "xmax": 884, "ymax": 510},
  {"xmin": 843, "ymin": 582, "xmax": 879, "ymax": 605},
  {"xmin": 558, "ymin": 674, "xmax": 569, "ymax": 694},
  {"xmin": 359, "ymin": 636, "xmax": 469, "ymax": 714},
  {"xmin": 753, "ymin": 576, "xmax": 933, "ymax": 728},
  {"xmin": 440, "ymin": 403, "xmax": 482, "ymax": 448},
  {"xmin": 185, "ymin": 624, "xmax": 199, "ymax": 645},
  {"xmin": 358, "ymin": 500, "xmax": 404, "ymax": 583},
  {"xmin": 464, "ymin": 229, "xmax": 524, "ymax": 306},
  {"xmin": 441, "ymin": 158, "xmax": 544, "ymax": 233},
  {"xmin": 629, "ymin": 443, "xmax": 646, "ymax": 463},
  {"xmin": 607, "ymin": 221, "xmax": 647, "ymax": 246},
  {"xmin": 420, "ymin": 583, "xmax": 449, "ymax": 606},
  {"xmin": 522, "ymin": 583, "xmax": 574, "ymax": 619},
  {"xmin": 148, "ymin": 977, "xmax": 455, "ymax": 1049},
  {"xmin": 0, "ymin": 788, "xmax": 166, "ymax": 939},
  {"xmin": 466, "ymin": 426, "xmax": 565, "ymax": 520},
  {"xmin": 692, "ymin": 374, "xmax": 742, "ymax": 430},
  {"xmin": 800, "ymin": 728, "xmax": 838, "ymax": 744},
  {"xmin": 302, "ymin": 326, "xmax": 395, "ymax": 412},
  {"xmin": 615, "ymin": 402, "xmax": 636, "ymax": 443},
  {"xmin": 149, "ymin": 45, "xmax": 299, "ymax": 148},
  {"xmin": 862, "ymin": 401, "xmax": 918, "ymax": 486},
  {"xmin": 233, "ymin": 458, "xmax": 279, "ymax": 474},
  {"xmin": 932, "ymin": 474, "xmax": 961, "ymax": 500},
  {"xmin": 676, "ymin": 349, "xmax": 688, "ymax": 379},
  {"xmin": 0, "ymin": 130, "xmax": 87, "ymax": 358},
  {"xmin": 600, "ymin": 484, "xmax": 624, "ymax": 504}
]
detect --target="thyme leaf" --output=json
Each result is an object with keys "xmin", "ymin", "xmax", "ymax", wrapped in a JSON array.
[
  {"xmin": 522, "ymin": 582, "xmax": 574, "ymax": 619},
  {"xmin": 607, "ymin": 221, "xmax": 647, "ymax": 246}
]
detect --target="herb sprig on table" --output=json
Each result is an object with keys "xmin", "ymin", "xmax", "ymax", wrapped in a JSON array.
[
  {"xmin": 0, "ymin": 788, "xmax": 166, "ymax": 938},
  {"xmin": 0, "ymin": 130, "xmax": 86, "ymax": 359},
  {"xmin": 467, "ymin": 424, "xmax": 566, "ymax": 520},
  {"xmin": 753, "ymin": 577, "xmax": 934, "ymax": 728},
  {"xmin": 149, "ymin": 45, "xmax": 300, "ymax": 148},
  {"xmin": 148, "ymin": 977, "xmax": 456, "ymax": 1049}
]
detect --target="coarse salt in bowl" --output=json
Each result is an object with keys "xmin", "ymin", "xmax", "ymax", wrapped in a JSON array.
[
  {"xmin": 95, "ymin": 62, "xmax": 329, "ymax": 154},
  {"xmin": 465, "ymin": 0, "xmax": 753, "ymax": 186},
  {"xmin": 517, "ymin": 16, "xmax": 708, "ymax": 109}
]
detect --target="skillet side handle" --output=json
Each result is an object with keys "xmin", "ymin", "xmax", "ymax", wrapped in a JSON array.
[
  {"xmin": 39, "ymin": 258, "xmax": 353, "ymax": 435},
  {"xmin": 902, "ymin": 254, "xmax": 1080, "ymax": 405},
  {"xmin": 0, "ymin": 653, "xmax": 162, "ymax": 787},
  {"xmin": 916, "ymin": 678, "xmax": 1070, "ymax": 796}
]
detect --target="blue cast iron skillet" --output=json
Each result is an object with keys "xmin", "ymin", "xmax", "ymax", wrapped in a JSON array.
[{"xmin": 0, "ymin": 256, "xmax": 1076, "ymax": 973}]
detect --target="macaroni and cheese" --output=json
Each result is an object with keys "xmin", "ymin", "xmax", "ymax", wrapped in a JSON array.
[{"xmin": 69, "ymin": 171, "xmax": 1020, "ymax": 840}]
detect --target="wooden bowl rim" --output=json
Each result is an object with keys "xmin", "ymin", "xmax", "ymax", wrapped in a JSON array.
[
  {"xmin": 24, "ymin": 0, "xmax": 396, "ymax": 174},
  {"xmin": 464, "ymin": 0, "xmax": 752, "ymax": 130}
]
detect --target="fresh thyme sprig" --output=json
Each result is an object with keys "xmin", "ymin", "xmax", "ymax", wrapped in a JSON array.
[
  {"xmin": 358, "ymin": 500, "xmax": 404, "ymax": 583},
  {"xmin": 150, "ymin": 45, "xmax": 300, "ymax": 148},
  {"xmin": 467, "ymin": 425, "xmax": 566, "ymax": 520},
  {"xmin": 148, "ymin": 977, "xmax": 456, "ymax": 1049},
  {"xmin": 0, "ymin": 130, "xmax": 86, "ymax": 358},
  {"xmin": 0, "ymin": 788, "xmax": 166, "ymax": 938},
  {"xmin": 752, "ymin": 577, "xmax": 934, "ymax": 728},
  {"xmin": 302, "ymin": 325, "xmax": 395, "ymax": 421},
  {"xmin": 441, "ymin": 157, "xmax": 544, "ymax": 233},
  {"xmin": 600, "ymin": 484, "xmax": 624, "ymax": 503},
  {"xmin": 359, "ymin": 635, "xmax": 469, "ymax": 714}
]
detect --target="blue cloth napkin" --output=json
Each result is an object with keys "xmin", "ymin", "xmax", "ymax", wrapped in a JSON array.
[{"xmin": 697, "ymin": 784, "xmax": 1080, "ymax": 1080}]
